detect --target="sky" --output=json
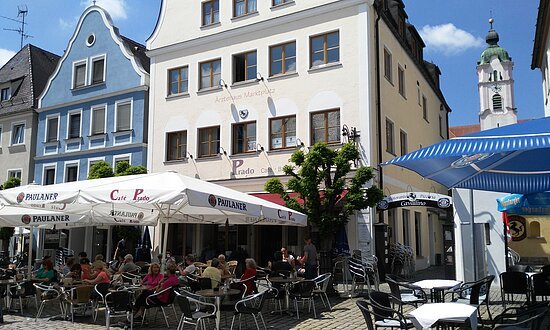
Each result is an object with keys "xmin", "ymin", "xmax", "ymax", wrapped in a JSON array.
[{"xmin": 0, "ymin": 0, "xmax": 544, "ymax": 127}]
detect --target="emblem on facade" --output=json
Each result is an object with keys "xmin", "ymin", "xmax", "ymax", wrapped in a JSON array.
[
  {"xmin": 208, "ymin": 194, "xmax": 217, "ymax": 207},
  {"xmin": 21, "ymin": 214, "xmax": 31, "ymax": 225},
  {"xmin": 437, "ymin": 198, "xmax": 451, "ymax": 208},
  {"xmin": 17, "ymin": 192, "xmax": 25, "ymax": 203},
  {"xmin": 137, "ymin": 212, "xmax": 144, "ymax": 220}
]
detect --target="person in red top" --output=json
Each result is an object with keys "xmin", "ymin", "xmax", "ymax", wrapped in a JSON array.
[
  {"xmin": 80, "ymin": 257, "xmax": 92, "ymax": 280},
  {"xmin": 141, "ymin": 263, "xmax": 163, "ymax": 289},
  {"xmin": 83, "ymin": 261, "xmax": 111, "ymax": 284},
  {"xmin": 134, "ymin": 264, "xmax": 179, "ymax": 320},
  {"xmin": 240, "ymin": 258, "xmax": 257, "ymax": 295}
]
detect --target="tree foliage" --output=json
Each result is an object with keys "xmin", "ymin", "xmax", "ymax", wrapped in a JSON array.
[
  {"xmin": 265, "ymin": 142, "xmax": 384, "ymax": 236},
  {"xmin": 0, "ymin": 177, "xmax": 20, "ymax": 246},
  {"xmin": 88, "ymin": 160, "xmax": 147, "ymax": 180}
]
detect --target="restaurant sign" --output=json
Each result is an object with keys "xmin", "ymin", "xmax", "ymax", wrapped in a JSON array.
[{"xmin": 377, "ymin": 192, "xmax": 452, "ymax": 211}]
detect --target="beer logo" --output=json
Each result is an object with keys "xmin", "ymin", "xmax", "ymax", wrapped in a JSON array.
[
  {"xmin": 451, "ymin": 153, "xmax": 494, "ymax": 168},
  {"xmin": 437, "ymin": 198, "xmax": 451, "ymax": 208},
  {"xmin": 138, "ymin": 212, "xmax": 144, "ymax": 220},
  {"xmin": 17, "ymin": 192, "xmax": 25, "ymax": 203},
  {"xmin": 377, "ymin": 200, "xmax": 389, "ymax": 210},
  {"xmin": 407, "ymin": 192, "xmax": 417, "ymax": 201},
  {"xmin": 208, "ymin": 194, "xmax": 217, "ymax": 207},
  {"xmin": 21, "ymin": 214, "xmax": 31, "ymax": 225}
]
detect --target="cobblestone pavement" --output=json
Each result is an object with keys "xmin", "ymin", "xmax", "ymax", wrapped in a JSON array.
[{"xmin": 0, "ymin": 269, "xmax": 527, "ymax": 329}]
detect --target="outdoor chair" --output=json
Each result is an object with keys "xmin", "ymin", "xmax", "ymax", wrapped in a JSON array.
[
  {"xmin": 500, "ymin": 271, "xmax": 530, "ymax": 308},
  {"xmin": 199, "ymin": 277, "xmax": 214, "ymax": 290},
  {"xmin": 444, "ymin": 275, "xmax": 495, "ymax": 324},
  {"xmin": 92, "ymin": 282, "xmax": 111, "ymax": 322},
  {"xmin": 313, "ymin": 273, "xmax": 332, "ymax": 312},
  {"xmin": 289, "ymin": 279, "xmax": 317, "ymax": 319},
  {"xmin": 349, "ymin": 257, "xmax": 371, "ymax": 297},
  {"xmin": 357, "ymin": 294, "xmax": 414, "ymax": 329},
  {"xmin": 227, "ymin": 261, "xmax": 238, "ymax": 275},
  {"xmin": 104, "ymin": 290, "xmax": 134, "ymax": 329},
  {"xmin": 258, "ymin": 282, "xmax": 282, "ymax": 314},
  {"xmin": 121, "ymin": 272, "xmax": 142, "ymax": 286},
  {"xmin": 385, "ymin": 275, "xmax": 426, "ymax": 313},
  {"xmin": 34, "ymin": 283, "xmax": 63, "ymax": 321},
  {"xmin": 220, "ymin": 281, "xmax": 247, "ymax": 313},
  {"xmin": 175, "ymin": 291, "xmax": 216, "ymax": 330},
  {"xmin": 8, "ymin": 280, "xmax": 36, "ymax": 315},
  {"xmin": 541, "ymin": 265, "xmax": 550, "ymax": 274},
  {"xmin": 255, "ymin": 267, "xmax": 269, "ymax": 286},
  {"xmin": 230, "ymin": 291, "xmax": 267, "ymax": 330},
  {"xmin": 143, "ymin": 285, "xmax": 178, "ymax": 327},
  {"xmin": 491, "ymin": 301, "xmax": 550, "ymax": 329},
  {"xmin": 66, "ymin": 284, "xmax": 93, "ymax": 323},
  {"xmin": 531, "ymin": 272, "xmax": 550, "ymax": 302}
]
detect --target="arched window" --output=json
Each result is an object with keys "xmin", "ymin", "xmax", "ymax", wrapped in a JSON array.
[
  {"xmin": 530, "ymin": 221, "xmax": 541, "ymax": 237},
  {"xmin": 493, "ymin": 70, "xmax": 498, "ymax": 81},
  {"xmin": 492, "ymin": 94, "xmax": 503, "ymax": 110}
]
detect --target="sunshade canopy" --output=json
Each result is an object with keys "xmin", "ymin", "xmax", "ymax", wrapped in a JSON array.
[
  {"xmin": 497, "ymin": 192, "xmax": 550, "ymax": 215},
  {"xmin": 382, "ymin": 117, "xmax": 550, "ymax": 194},
  {"xmin": 0, "ymin": 171, "xmax": 307, "ymax": 227}
]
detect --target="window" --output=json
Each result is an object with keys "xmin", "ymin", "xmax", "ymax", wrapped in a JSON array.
[
  {"xmin": 73, "ymin": 62, "xmax": 87, "ymax": 88},
  {"xmin": 388, "ymin": 208, "xmax": 397, "ymax": 243},
  {"xmin": 492, "ymin": 94, "xmax": 503, "ymax": 110},
  {"xmin": 270, "ymin": 42, "xmax": 296, "ymax": 76},
  {"xmin": 91, "ymin": 106, "xmax": 106, "ymax": 135},
  {"xmin": 311, "ymin": 109, "xmax": 340, "ymax": 144},
  {"xmin": 383, "ymin": 48, "xmax": 392, "ymax": 82},
  {"xmin": 530, "ymin": 221, "xmax": 541, "ymax": 238},
  {"xmin": 385, "ymin": 119, "xmax": 394, "ymax": 154},
  {"xmin": 68, "ymin": 112, "xmax": 81, "ymax": 139},
  {"xmin": 168, "ymin": 66, "xmax": 189, "ymax": 95},
  {"xmin": 44, "ymin": 167, "xmax": 56, "ymax": 185},
  {"xmin": 233, "ymin": 122, "xmax": 256, "ymax": 154},
  {"xmin": 200, "ymin": 59, "xmax": 221, "ymax": 90},
  {"xmin": 202, "ymin": 0, "xmax": 219, "ymax": 26},
  {"xmin": 270, "ymin": 115, "xmax": 296, "ymax": 149},
  {"xmin": 1, "ymin": 87, "xmax": 10, "ymax": 101},
  {"xmin": 273, "ymin": 0, "xmax": 290, "ymax": 5},
  {"xmin": 198, "ymin": 126, "xmax": 220, "ymax": 158},
  {"xmin": 417, "ymin": 81, "xmax": 421, "ymax": 105},
  {"xmin": 400, "ymin": 130, "xmax": 407, "ymax": 155},
  {"xmin": 46, "ymin": 116, "xmax": 59, "ymax": 142},
  {"xmin": 398, "ymin": 65, "xmax": 405, "ymax": 96},
  {"xmin": 91, "ymin": 57, "xmax": 105, "ymax": 84},
  {"xmin": 234, "ymin": 0, "xmax": 256, "ymax": 17},
  {"xmin": 8, "ymin": 170, "xmax": 21, "ymax": 179},
  {"xmin": 414, "ymin": 212, "xmax": 422, "ymax": 256},
  {"xmin": 310, "ymin": 31, "xmax": 339, "ymax": 67},
  {"xmin": 113, "ymin": 156, "xmax": 131, "ymax": 173},
  {"xmin": 233, "ymin": 51, "xmax": 257, "ymax": 83},
  {"xmin": 116, "ymin": 102, "xmax": 131, "ymax": 131},
  {"xmin": 402, "ymin": 209, "xmax": 410, "ymax": 246},
  {"xmin": 65, "ymin": 163, "xmax": 78, "ymax": 182},
  {"xmin": 11, "ymin": 123, "xmax": 24, "ymax": 145},
  {"xmin": 166, "ymin": 131, "xmax": 187, "ymax": 161},
  {"xmin": 422, "ymin": 95, "xmax": 428, "ymax": 121},
  {"xmin": 439, "ymin": 113, "xmax": 445, "ymax": 138}
]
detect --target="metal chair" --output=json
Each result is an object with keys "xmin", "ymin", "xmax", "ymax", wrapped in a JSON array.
[
  {"xmin": 227, "ymin": 261, "xmax": 238, "ymax": 275},
  {"xmin": 65, "ymin": 284, "xmax": 93, "ymax": 323},
  {"xmin": 121, "ymin": 272, "xmax": 142, "ymax": 285},
  {"xmin": 531, "ymin": 272, "xmax": 550, "ymax": 302},
  {"xmin": 445, "ymin": 275, "xmax": 494, "ymax": 324},
  {"xmin": 230, "ymin": 291, "xmax": 267, "ymax": 330},
  {"xmin": 105, "ymin": 290, "xmax": 134, "ymax": 329},
  {"xmin": 491, "ymin": 301, "xmax": 550, "ymax": 329},
  {"xmin": 143, "ymin": 285, "xmax": 178, "ymax": 327},
  {"xmin": 288, "ymin": 280, "xmax": 317, "ymax": 319},
  {"xmin": 313, "ymin": 273, "xmax": 332, "ymax": 312},
  {"xmin": 356, "ymin": 296, "xmax": 414, "ymax": 329},
  {"xmin": 34, "ymin": 283, "xmax": 63, "ymax": 321},
  {"xmin": 175, "ymin": 291, "xmax": 216, "ymax": 330},
  {"xmin": 348, "ymin": 257, "xmax": 370, "ymax": 297},
  {"xmin": 500, "ymin": 271, "xmax": 530, "ymax": 308},
  {"xmin": 92, "ymin": 282, "xmax": 111, "ymax": 322},
  {"xmin": 9, "ymin": 280, "xmax": 36, "ymax": 315},
  {"xmin": 385, "ymin": 275, "xmax": 426, "ymax": 313}
]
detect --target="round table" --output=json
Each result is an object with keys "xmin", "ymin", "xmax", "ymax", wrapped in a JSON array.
[
  {"xmin": 196, "ymin": 288, "xmax": 241, "ymax": 330},
  {"xmin": 268, "ymin": 276, "xmax": 304, "ymax": 315},
  {"xmin": 413, "ymin": 279, "xmax": 462, "ymax": 302}
]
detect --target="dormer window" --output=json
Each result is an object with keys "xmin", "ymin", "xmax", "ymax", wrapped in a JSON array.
[
  {"xmin": 91, "ymin": 56, "xmax": 105, "ymax": 85},
  {"xmin": 0, "ymin": 87, "xmax": 10, "ymax": 101}
]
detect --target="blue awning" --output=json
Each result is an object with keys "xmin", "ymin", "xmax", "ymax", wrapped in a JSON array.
[
  {"xmin": 497, "ymin": 193, "xmax": 550, "ymax": 215},
  {"xmin": 382, "ymin": 117, "xmax": 550, "ymax": 195}
]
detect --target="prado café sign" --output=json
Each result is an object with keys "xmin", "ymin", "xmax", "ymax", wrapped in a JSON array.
[{"xmin": 377, "ymin": 192, "xmax": 452, "ymax": 211}]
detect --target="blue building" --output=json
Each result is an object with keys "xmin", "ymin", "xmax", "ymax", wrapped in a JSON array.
[{"xmin": 35, "ymin": 5, "xmax": 149, "ymax": 258}]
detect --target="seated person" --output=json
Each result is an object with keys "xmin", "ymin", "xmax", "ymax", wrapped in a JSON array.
[
  {"xmin": 67, "ymin": 263, "xmax": 82, "ymax": 280},
  {"xmin": 177, "ymin": 255, "xmax": 197, "ymax": 277},
  {"xmin": 271, "ymin": 251, "xmax": 294, "ymax": 276},
  {"xmin": 84, "ymin": 261, "xmax": 110, "ymax": 285},
  {"xmin": 3, "ymin": 264, "xmax": 17, "ymax": 278},
  {"xmin": 109, "ymin": 255, "xmax": 124, "ymax": 274},
  {"xmin": 240, "ymin": 258, "xmax": 257, "ymax": 295},
  {"xmin": 63, "ymin": 256, "xmax": 76, "ymax": 276},
  {"xmin": 133, "ymin": 264, "xmax": 179, "ymax": 320},
  {"xmin": 201, "ymin": 258, "xmax": 222, "ymax": 288},
  {"xmin": 117, "ymin": 254, "xmax": 140, "ymax": 274},
  {"xmin": 142, "ymin": 263, "xmax": 163, "ymax": 289},
  {"xmin": 281, "ymin": 247, "xmax": 296, "ymax": 269},
  {"xmin": 80, "ymin": 257, "xmax": 93, "ymax": 280},
  {"xmin": 34, "ymin": 259, "xmax": 55, "ymax": 284},
  {"xmin": 217, "ymin": 254, "xmax": 230, "ymax": 276}
]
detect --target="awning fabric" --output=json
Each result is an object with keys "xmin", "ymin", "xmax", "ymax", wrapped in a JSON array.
[{"xmin": 382, "ymin": 117, "xmax": 550, "ymax": 195}]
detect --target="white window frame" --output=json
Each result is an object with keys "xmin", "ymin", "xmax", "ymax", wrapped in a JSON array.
[
  {"xmin": 0, "ymin": 86, "xmax": 11, "ymax": 101},
  {"xmin": 90, "ymin": 103, "xmax": 107, "ymax": 136},
  {"xmin": 87, "ymin": 157, "xmax": 105, "ymax": 177},
  {"xmin": 7, "ymin": 169, "xmax": 22, "ymax": 179},
  {"xmin": 66, "ymin": 109, "xmax": 83, "ymax": 139},
  {"xmin": 42, "ymin": 163, "xmax": 57, "ymax": 185},
  {"xmin": 45, "ymin": 114, "xmax": 60, "ymax": 143},
  {"xmin": 72, "ymin": 59, "xmax": 88, "ymax": 89},
  {"xmin": 90, "ymin": 54, "xmax": 107, "ymax": 85},
  {"xmin": 64, "ymin": 161, "xmax": 80, "ymax": 182},
  {"xmin": 114, "ymin": 98, "xmax": 133, "ymax": 133},
  {"xmin": 10, "ymin": 121, "xmax": 26, "ymax": 146},
  {"xmin": 0, "ymin": 124, "xmax": 3, "ymax": 147},
  {"xmin": 113, "ymin": 154, "xmax": 132, "ymax": 173}
]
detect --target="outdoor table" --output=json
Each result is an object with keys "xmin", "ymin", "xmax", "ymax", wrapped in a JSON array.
[
  {"xmin": 0, "ymin": 278, "xmax": 22, "ymax": 323},
  {"xmin": 196, "ymin": 288, "xmax": 240, "ymax": 330},
  {"xmin": 413, "ymin": 279, "xmax": 462, "ymax": 302},
  {"xmin": 408, "ymin": 302, "xmax": 477, "ymax": 329},
  {"xmin": 268, "ymin": 276, "xmax": 304, "ymax": 315}
]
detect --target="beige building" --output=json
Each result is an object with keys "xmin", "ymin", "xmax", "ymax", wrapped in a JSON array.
[{"xmin": 146, "ymin": 0, "xmax": 450, "ymax": 270}]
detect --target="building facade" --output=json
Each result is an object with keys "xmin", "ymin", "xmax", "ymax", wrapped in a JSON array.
[
  {"xmin": 146, "ymin": 0, "xmax": 449, "ymax": 270},
  {"xmin": 35, "ymin": 5, "xmax": 150, "ymax": 258},
  {"xmin": 532, "ymin": 0, "xmax": 550, "ymax": 117}
]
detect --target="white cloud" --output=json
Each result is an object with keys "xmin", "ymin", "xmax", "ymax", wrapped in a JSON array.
[
  {"xmin": 58, "ymin": 17, "xmax": 76, "ymax": 30},
  {"xmin": 81, "ymin": 0, "xmax": 128, "ymax": 20},
  {"xmin": 0, "ymin": 48, "xmax": 16, "ymax": 68},
  {"xmin": 419, "ymin": 23, "xmax": 484, "ymax": 56}
]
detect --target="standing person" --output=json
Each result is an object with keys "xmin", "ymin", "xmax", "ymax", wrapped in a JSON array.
[
  {"xmin": 114, "ymin": 237, "xmax": 127, "ymax": 260},
  {"xmin": 301, "ymin": 237, "xmax": 318, "ymax": 280}
]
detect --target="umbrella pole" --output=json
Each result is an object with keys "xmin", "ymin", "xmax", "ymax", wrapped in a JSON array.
[
  {"xmin": 27, "ymin": 226, "xmax": 33, "ymax": 279},
  {"xmin": 503, "ymin": 212, "xmax": 509, "ymax": 271}
]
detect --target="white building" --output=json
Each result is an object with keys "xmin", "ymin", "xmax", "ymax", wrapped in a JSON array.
[
  {"xmin": 146, "ymin": 0, "xmax": 450, "ymax": 269},
  {"xmin": 531, "ymin": 0, "xmax": 550, "ymax": 117}
]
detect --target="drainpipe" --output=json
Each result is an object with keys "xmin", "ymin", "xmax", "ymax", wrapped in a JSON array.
[{"xmin": 374, "ymin": 3, "xmax": 383, "ymax": 223}]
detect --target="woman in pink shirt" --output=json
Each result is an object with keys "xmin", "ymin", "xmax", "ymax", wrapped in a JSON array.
[
  {"xmin": 134, "ymin": 264, "xmax": 179, "ymax": 319},
  {"xmin": 142, "ymin": 263, "xmax": 163, "ymax": 289}
]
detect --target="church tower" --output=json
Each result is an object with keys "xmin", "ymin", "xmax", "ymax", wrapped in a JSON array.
[{"xmin": 477, "ymin": 18, "xmax": 517, "ymax": 130}]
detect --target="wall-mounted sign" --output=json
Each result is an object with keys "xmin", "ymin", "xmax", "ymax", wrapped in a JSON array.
[
  {"xmin": 377, "ymin": 192, "xmax": 452, "ymax": 211},
  {"xmin": 508, "ymin": 215, "xmax": 527, "ymax": 241}
]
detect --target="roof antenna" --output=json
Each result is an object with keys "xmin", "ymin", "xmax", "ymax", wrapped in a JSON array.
[
  {"xmin": 1, "ymin": 5, "xmax": 33, "ymax": 49},
  {"xmin": 489, "ymin": 10, "xmax": 494, "ymax": 29}
]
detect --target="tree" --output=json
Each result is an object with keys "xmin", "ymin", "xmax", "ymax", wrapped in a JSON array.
[
  {"xmin": 88, "ymin": 161, "xmax": 115, "ymax": 179},
  {"xmin": 265, "ymin": 142, "xmax": 384, "ymax": 238}
]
